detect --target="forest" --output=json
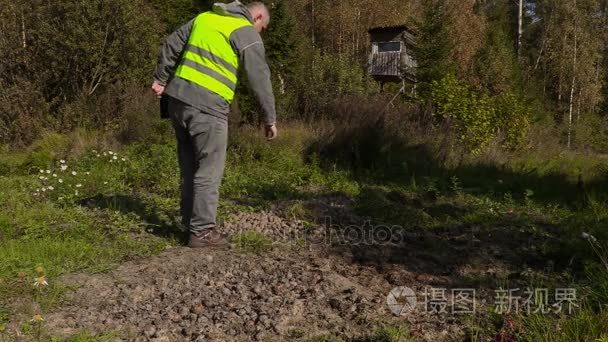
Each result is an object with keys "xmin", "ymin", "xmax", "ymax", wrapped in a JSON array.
[
  {"xmin": 1, "ymin": 0, "xmax": 608, "ymax": 152},
  {"xmin": 1, "ymin": 0, "xmax": 608, "ymax": 341}
]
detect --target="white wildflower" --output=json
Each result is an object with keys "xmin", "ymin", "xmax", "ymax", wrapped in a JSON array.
[
  {"xmin": 113, "ymin": 155, "xmax": 118, "ymax": 160},
  {"xmin": 58, "ymin": 179, "xmax": 63, "ymax": 183},
  {"xmin": 121, "ymin": 158, "xmax": 126, "ymax": 162},
  {"xmin": 108, "ymin": 151, "xmax": 114, "ymax": 155},
  {"xmin": 71, "ymin": 171, "xmax": 77, "ymax": 176},
  {"xmin": 103, "ymin": 182, "xmax": 108, "ymax": 185},
  {"xmin": 75, "ymin": 190, "xmax": 79, "ymax": 196},
  {"xmin": 33, "ymin": 276, "xmax": 48, "ymax": 287},
  {"xmin": 41, "ymin": 187, "xmax": 46, "ymax": 192},
  {"xmin": 47, "ymin": 186, "xmax": 54, "ymax": 191},
  {"xmin": 52, "ymin": 174, "xmax": 57, "ymax": 178},
  {"xmin": 45, "ymin": 170, "xmax": 51, "ymax": 174},
  {"xmin": 85, "ymin": 172, "xmax": 90, "ymax": 176},
  {"xmin": 60, "ymin": 164, "xmax": 68, "ymax": 171},
  {"xmin": 60, "ymin": 159, "xmax": 66, "ymax": 164},
  {"xmin": 39, "ymin": 169, "xmax": 44, "ymax": 173},
  {"xmin": 39, "ymin": 176, "xmax": 45, "ymax": 180},
  {"xmin": 76, "ymin": 184, "xmax": 82, "ymax": 188}
]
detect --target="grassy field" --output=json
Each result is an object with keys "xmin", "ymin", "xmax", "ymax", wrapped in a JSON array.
[{"xmin": 1, "ymin": 122, "xmax": 608, "ymax": 340}]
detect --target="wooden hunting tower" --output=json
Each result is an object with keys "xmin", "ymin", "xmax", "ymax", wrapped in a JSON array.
[{"xmin": 368, "ymin": 25, "xmax": 416, "ymax": 88}]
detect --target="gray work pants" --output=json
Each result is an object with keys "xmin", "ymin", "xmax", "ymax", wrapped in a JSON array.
[{"xmin": 167, "ymin": 96, "xmax": 228, "ymax": 233}]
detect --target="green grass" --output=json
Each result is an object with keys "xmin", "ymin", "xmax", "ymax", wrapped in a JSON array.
[
  {"xmin": 2, "ymin": 124, "xmax": 608, "ymax": 340},
  {"xmin": 518, "ymin": 309, "xmax": 608, "ymax": 342},
  {"xmin": 362, "ymin": 325, "xmax": 413, "ymax": 342},
  {"xmin": 231, "ymin": 231, "xmax": 273, "ymax": 253}
]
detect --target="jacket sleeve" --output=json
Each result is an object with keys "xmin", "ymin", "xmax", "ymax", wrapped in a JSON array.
[
  {"xmin": 153, "ymin": 20, "xmax": 194, "ymax": 86},
  {"xmin": 231, "ymin": 27, "xmax": 277, "ymax": 125}
]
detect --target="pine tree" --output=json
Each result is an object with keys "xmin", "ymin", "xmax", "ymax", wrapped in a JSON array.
[
  {"xmin": 412, "ymin": 0, "xmax": 454, "ymax": 97},
  {"xmin": 147, "ymin": 0, "xmax": 210, "ymax": 32},
  {"xmin": 474, "ymin": 0, "xmax": 523, "ymax": 95},
  {"xmin": 236, "ymin": 0, "xmax": 298, "ymax": 124}
]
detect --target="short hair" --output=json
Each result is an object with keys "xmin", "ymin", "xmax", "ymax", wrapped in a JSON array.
[{"xmin": 247, "ymin": 2, "xmax": 270, "ymax": 25}]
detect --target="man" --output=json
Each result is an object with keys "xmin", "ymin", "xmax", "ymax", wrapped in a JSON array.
[{"xmin": 151, "ymin": 1, "xmax": 277, "ymax": 248}]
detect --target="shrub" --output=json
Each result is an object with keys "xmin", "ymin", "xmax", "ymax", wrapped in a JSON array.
[
  {"xmin": 494, "ymin": 92, "xmax": 531, "ymax": 150},
  {"xmin": 431, "ymin": 75, "xmax": 531, "ymax": 154},
  {"xmin": 0, "ymin": 0, "xmax": 162, "ymax": 146},
  {"xmin": 0, "ymin": 80, "xmax": 51, "ymax": 148},
  {"xmin": 431, "ymin": 75, "xmax": 496, "ymax": 154},
  {"xmin": 293, "ymin": 52, "xmax": 378, "ymax": 121}
]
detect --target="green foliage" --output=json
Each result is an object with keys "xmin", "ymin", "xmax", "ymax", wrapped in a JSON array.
[
  {"xmin": 571, "ymin": 115, "xmax": 608, "ymax": 152},
  {"xmin": 431, "ymin": 75, "xmax": 531, "ymax": 153},
  {"xmin": 263, "ymin": 0, "xmax": 298, "ymax": 77},
  {"xmin": 355, "ymin": 186, "xmax": 431, "ymax": 229},
  {"xmin": 231, "ymin": 231, "xmax": 273, "ymax": 252},
  {"xmin": 33, "ymin": 0, "xmax": 160, "ymax": 101},
  {"xmin": 0, "ymin": 0, "xmax": 162, "ymax": 146},
  {"xmin": 413, "ymin": 0, "xmax": 454, "ymax": 96},
  {"xmin": 431, "ymin": 75, "xmax": 497, "ymax": 154},
  {"xmin": 3, "ymin": 125, "xmax": 608, "ymax": 338},
  {"xmin": 474, "ymin": 26, "xmax": 522, "ymax": 95},
  {"xmin": 519, "ymin": 309, "xmax": 608, "ymax": 342},
  {"xmin": 494, "ymin": 92, "xmax": 530, "ymax": 150},
  {"xmin": 23, "ymin": 133, "xmax": 71, "ymax": 172},
  {"xmin": 364, "ymin": 325, "xmax": 412, "ymax": 342},
  {"xmin": 293, "ymin": 52, "xmax": 377, "ymax": 120},
  {"xmin": 224, "ymin": 126, "xmax": 358, "ymax": 201},
  {"xmin": 148, "ymin": 0, "xmax": 210, "ymax": 33},
  {"xmin": 0, "ymin": 79, "xmax": 51, "ymax": 147},
  {"xmin": 236, "ymin": 0, "xmax": 298, "ymax": 123}
]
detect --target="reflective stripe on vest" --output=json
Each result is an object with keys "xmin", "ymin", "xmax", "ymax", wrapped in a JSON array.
[{"xmin": 175, "ymin": 12, "xmax": 251, "ymax": 102}]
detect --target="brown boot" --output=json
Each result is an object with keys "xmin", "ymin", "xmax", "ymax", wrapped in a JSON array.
[{"xmin": 188, "ymin": 229, "xmax": 228, "ymax": 248}]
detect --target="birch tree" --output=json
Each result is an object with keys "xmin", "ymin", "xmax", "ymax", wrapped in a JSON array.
[{"xmin": 540, "ymin": 0, "xmax": 603, "ymax": 148}]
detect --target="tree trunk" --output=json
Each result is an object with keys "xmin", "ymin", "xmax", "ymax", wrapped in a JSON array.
[
  {"xmin": 21, "ymin": 8, "xmax": 26, "ymax": 48},
  {"xmin": 567, "ymin": 4, "xmax": 578, "ymax": 150},
  {"xmin": 311, "ymin": 0, "xmax": 315, "ymax": 49},
  {"xmin": 576, "ymin": 88, "xmax": 581, "ymax": 123},
  {"xmin": 558, "ymin": 35, "xmax": 567, "ymax": 104},
  {"xmin": 517, "ymin": 0, "xmax": 524, "ymax": 61}
]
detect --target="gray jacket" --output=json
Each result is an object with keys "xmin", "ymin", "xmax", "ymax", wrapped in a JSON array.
[{"xmin": 154, "ymin": 1, "xmax": 276, "ymax": 125}]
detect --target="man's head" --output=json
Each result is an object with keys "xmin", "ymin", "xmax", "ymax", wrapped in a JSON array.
[{"xmin": 247, "ymin": 2, "xmax": 270, "ymax": 33}]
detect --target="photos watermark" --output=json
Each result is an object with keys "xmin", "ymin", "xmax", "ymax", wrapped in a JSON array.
[
  {"xmin": 225, "ymin": 217, "xmax": 409, "ymax": 247},
  {"xmin": 321, "ymin": 218, "xmax": 407, "ymax": 246},
  {"xmin": 386, "ymin": 286, "xmax": 578, "ymax": 316},
  {"xmin": 387, "ymin": 287, "xmax": 418, "ymax": 316}
]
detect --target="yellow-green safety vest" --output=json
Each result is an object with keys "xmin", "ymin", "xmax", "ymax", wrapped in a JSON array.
[{"xmin": 175, "ymin": 12, "xmax": 252, "ymax": 103}]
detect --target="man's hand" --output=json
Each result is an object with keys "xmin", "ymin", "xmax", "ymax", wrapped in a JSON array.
[
  {"xmin": 265, "ymin": 124, "xmax": 277, "ymax": 141},
  {"xmin": 151, "ymin": 80, "xmax": 165, "ymax": 98}
]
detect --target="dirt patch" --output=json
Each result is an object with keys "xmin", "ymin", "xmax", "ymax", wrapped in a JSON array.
[
  {"xmin": 40, "ymin": 245, "xmax": 477, "ymax": 341},
  {"xmin": 9, "ymin": 195, "xmax": 559, "ymax": 341}
]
